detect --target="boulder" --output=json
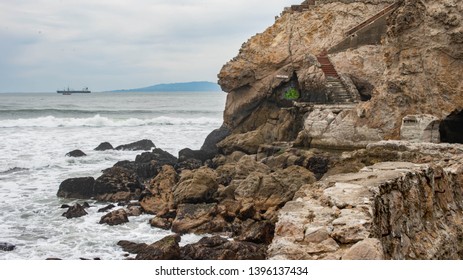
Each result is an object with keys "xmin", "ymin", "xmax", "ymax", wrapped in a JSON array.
[
  {"xmin": 174, "ymin": 158, "xmax": 203, "ymax": 171},
  {"xmin": 181, "ymin": 236, "xmax": 267, "ymax": 260},
  {"xmin": 65, "ymin": 149, "xmax": 87, "ymax": 157},
  {"xmin": 172, "ymin": 203, "xmax": 226, "ymax": 234},
  {"xmin": 234, "ymin": 166, "xmax": 316, "ymax": 215},
  {"xmin": 236, "ymin": 220, "xmax": 275, "ymax": 244},
  {"xmin": 173, "ymin": 167, "xmax": 218, "ymax": 205},
  {"xmin": 93, "ymin": 166, "xmax": 143, "ymax": 202},
  {"xmin": 178, "ymin": 148, "xmax": 213, "ymax": 163},
  {"xmin": 57, "ymin": 177, "xmax": 96, "ymax": 199},
  {"xmin": 99, "ymin": 209, "xmax": 129, "ymax": 226},
  {"xmin": 135, "ymin": 235, "xmax": 181, "ymax": 260},
  {"xmin": 114, "ymin": 148, "xmax": 177, "ymax": 180},
  {"xmin": 135, "ymin": 148, "xmax": 177, "ymax": 165},
  {"xmin": 62, "ymin": 203, "xmax": 88, "ymax": 219},
  {"xmin": 94, "ymin": 142, "xmax": 114, "ymax": 151},
  {"xmin": 0, "ymin": 242, "xmax": 16, "ymax": 252},
  {"xmin": 200, "ymin": 125, "xmax": 231, "ymax": 155},
  {"xmin": 97, "ymin": 204, "xmax": 116, "ymax": 213},
  {"xmin": 342, "ymin": 238, "xmax": 384, "ymax": 260},
  {"xmin": 115, "ymin": 139, "xmax": 155, "ymax": 151},
  {"xmin": 149, "ymin": 216, "xmax": 172, "ymax": 230},
  {"xmin": 140, "ymin": 165, "xmax": 178, "ymax": 215}
]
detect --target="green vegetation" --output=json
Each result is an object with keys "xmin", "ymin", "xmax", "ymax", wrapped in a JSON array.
[{"xmin": 284, "ymin": 88, "xmax": 300, "ymax": 100}]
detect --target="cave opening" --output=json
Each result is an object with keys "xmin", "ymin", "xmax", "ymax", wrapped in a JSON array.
[{"xmin": 439, "ymin": 110, "xmax": 463, "ymax": 144}]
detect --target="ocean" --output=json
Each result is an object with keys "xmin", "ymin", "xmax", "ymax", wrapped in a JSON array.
[{"xmin": 0, "ymin": 91, "xmax": 226, "ymax": 260}]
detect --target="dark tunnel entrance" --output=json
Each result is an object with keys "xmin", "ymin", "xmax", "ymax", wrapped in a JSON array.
[{"xmin": 439, "ymin": 110, "xmax": 463, "ymax": 144}]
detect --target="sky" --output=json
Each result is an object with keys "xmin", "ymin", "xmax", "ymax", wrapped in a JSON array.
[{"xmin": 0, "ymin": 0, "xmax": 300, "ymax": 92}]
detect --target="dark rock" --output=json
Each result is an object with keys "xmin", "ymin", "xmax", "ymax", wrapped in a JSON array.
[
  {"xmin": 178, "ymin": 148, "xmax": 214, "ymax": 163},
  {"xmin": 94, "ymin": 142, "xmax": 114, "ymax": 151},
  {"xmin": 135, "ymin": 148, "xmax": 177, "ymax": 165},
  {"xmin": 60, "ymin": 204, "xmax": 70, "ymax": 208},
  {"xmin": 172, "ymin": 203, "xmax": 227, "ymax": 234},
  {"xmin": 82, "ymin": 202, "xmax": 91, "ymax": 208},
  {"xmin": 0, "ymin": 242, "xmax": 16, "ymax": 251},
  {"xmin": 174, "ymin": 158, "xmax": 203, "ymax": 171},
  {"xmin": 126, "ymin": 206, "xmax": 143, "ymax": 217},
  {"xmin": 113, "ymin": 160, "xmax": 157, "ymax": 180},
  {"xmin": 139, "ymin": 165, "xmax": 178, "ymax": 215},
  {"xmin": 305, "ymin": 156, "xmax": 330, "ymax": 180},
  {"xmin": 149, "ymin": 216, "xmax": 172, "ymax": 230},
  {"xmin": 135, "ymin": 235, "xmax": 181, "ymax": 260},
  {"xmin": 236, "ymin": 220, "xmax": 275, "ymax": 244},
  {"xmin": 94, "ymin": 166, "xmax": 143, "ymax": 202},
  {"xmin": 57, "ymin": 177, "xmax": 96, "ymax": 199},
  {"xmin": 181, "ymin": 236, "xmax": 267, "ymax": 260},
  {"xmin": 117, "ymin": 240, "xmax": 148, "ymax": 255},
  {"xmin": 66, "ymin": 149, "xmax": 87, "ymax": 157},
  {"xmin": 99, "ymin": 209, "xmax": 129, "ymax": 226},
  {"xmin": 97, "ymin": 204, "xmax": 116, "ymax": 213},
  {"xmin": 62, "ymin": 203, "xmax": 88, "ymax": 219},
  {"xmin": 200, "ymin": 125, "xmax": 231, "ymax": 155},
  {"xmin": 46, "ymin": 258, "xmax": 62, "ymax": 260},
  {"xmin": 115, "ymin": 139, "xmax": 155, "ymax": 151}
]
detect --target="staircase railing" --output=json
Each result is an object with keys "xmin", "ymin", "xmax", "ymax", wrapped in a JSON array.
[{"xmin": 344, "ymin": 2, "xmax": 399, "ymax": 37}]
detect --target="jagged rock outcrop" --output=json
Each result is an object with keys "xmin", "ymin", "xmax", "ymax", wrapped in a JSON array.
[
  {"xmin": 269, "ymin": 142, "xmax": 463, "ymax": 260},
  {"xmin": 217, "ymin": 0, "xmax": 463, "ymax": 151}
]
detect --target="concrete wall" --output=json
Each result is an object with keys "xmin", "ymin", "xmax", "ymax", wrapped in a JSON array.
[
  {"xmin": 328, "ymin": 11, "xmax": 390, "ymax": 53},
  {"xmin": 400, "ymin": 114, "xmax": 440, "ymax": 143}
]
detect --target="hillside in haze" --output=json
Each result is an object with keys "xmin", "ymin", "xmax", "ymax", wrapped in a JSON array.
[{"xmin": 111, "ymin": 81, "xmax": 221, "ymax": 92}]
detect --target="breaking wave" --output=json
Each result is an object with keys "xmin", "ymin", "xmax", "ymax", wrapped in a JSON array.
[{"xmin": 0, "ymin": 114, "xmax": 222, "ymax": 128}]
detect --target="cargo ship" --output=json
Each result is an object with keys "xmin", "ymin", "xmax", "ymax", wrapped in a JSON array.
[{"xmin": 57, "ymin": 87, "xmax": 91, "ymax": 95}]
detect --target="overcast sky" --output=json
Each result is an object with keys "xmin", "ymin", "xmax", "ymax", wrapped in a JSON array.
[{"xmin": 0, "ymin": 0, "xmax": 299, "ymax": 92}]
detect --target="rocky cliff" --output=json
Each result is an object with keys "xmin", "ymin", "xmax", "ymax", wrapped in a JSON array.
[{"xmin": 218, "ymin": 0, "xmax": 463, "ymax": 150}]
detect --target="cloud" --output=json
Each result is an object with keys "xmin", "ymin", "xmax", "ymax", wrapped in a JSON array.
[{"xmin": 0, "ymin": 0, "xmax": 300, "ymax": 92}]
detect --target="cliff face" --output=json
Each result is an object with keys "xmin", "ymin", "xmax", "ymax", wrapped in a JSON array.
[{"xmin": 218, "ymin": 0, "xmax": 463, "ymax": 149}]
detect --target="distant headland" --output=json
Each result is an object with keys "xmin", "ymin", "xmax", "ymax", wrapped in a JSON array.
[{"xmin": 110, "ymin": 81, "xmax": 221, "ymax": 92}]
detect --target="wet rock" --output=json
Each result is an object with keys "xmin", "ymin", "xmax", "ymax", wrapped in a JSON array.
[
  {"xmin": 94, "ymin": 142, "xmax": 114, "ymax": 151},
  {"xmin": 115, "ymin": 139, "xmax": 155, "ymax": 151},
  {"xmin": 200, "ymin": 125, "xmax": 231, "ymax": 156},
  {"xmin": 115, "ymin": 148, "xmax": 177, "ymax": 180},
  {"xmin": 172, "ymin": 203, "xmax": 226, "ymax": 234},
  {"xmin": 117, "ymin": 240, "xmax": 149, "ymax": 255},
  {"xmin": 174, "ymin": 158, "xmax": 203, "ymax": 171},
  {"xmin": 135, "ymin": 148, "xmax": 177, "ymax": 166},
  {"xmin": 0, "ymin": 242, "xmax": 16, "ymax": 251},
  {"xmin": 135, "ymin": 234, "xmax": 181, "ymax": 260},
  {"xmin": 99, "ymin": 209, "xmax": 129, "ymax": 226},
  {"xmin": 236, "ymin": 220, "xmax": 275, "ymax": 244},
  {"xmin": 149, "ymin": 216, "xmax": 172, "ymax": 230},
  {"xmin": 93, "ymin": 166, "xmax": 143, "ymax": 202},
  {"xmin": 66, "ymin": 149, "xmax": 87, "ymax": 157},
  {"xmin": 97, "ymin": 204, "xmax": 116, "ymax": 213},
  {"xmin": 62, "ymin": 203, "xmax": 88, "ymax": 219},
  {"xmin": 140, "ymin": 165, "xmax": 178, "ymax": 215},
  {"xmin": 178, "ymin": 148, "xmax": 213, "ymax": 163},
  {"xmin": 57, "ymin": 177, "xmax": 96, "ymax": 199},
  {"xmin": 181, "ymin": 236, "xmax": 267, "ymax": 260},
  {"xmin": 125, "ymin": 206, "xmax": 142, "ymax": 217},
  {"xmin": 173, "ymin": 167, "xmax": 218, "ymax": 205}
]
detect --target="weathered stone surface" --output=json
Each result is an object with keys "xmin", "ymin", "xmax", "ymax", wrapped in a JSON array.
[
  {"xmin": 135, "ymin": 235, "xmax": 181, "ymax": 260},
  {"xmin": 93, "ymin": 166, "xmax": 143, "ymax": 202},
  {"xmin": 140, "ymin": 165, "xmax": 178, "ymax": 215},
  {"xmin": 173, "ymin": 167, "xmax": 218, "ymax": 205},
  {"xmin": 66, "ymin": 149, "xmax": 87, "ymax": 157},
  {"xmin": 62, "ymin": 203, "xmax": 88, "ymax": 219},
  {"xmin": 171, "ymin": 203, "xmax": 226, "ymax": 234},
  {"xmin": 218, "ymin": 0, "xmax": 463, "ymax": 150},
  {"xmin": 117, "ymin": 240, "xmax": 148, "ymax": 255},
  {"xmin": 57, "ymin": 177, "xmax": 96, "ymax": 199},
  {"xmin": 149, "ymin": 216, "xmax": 172, "ymax": 230},
  {"xmin": 94, "ymin": 142, "xmax": 114, "ymax": 151},
  {"xmin": 115, "ymin": 139, "xmax": 155, "ymax": 151},
  {"xmin": 342, "ymin": 238, "xmax": 384, "ymax": 260},
  {"xmin": 269, "ymin": 158, "xmax": 463, "ymax": 260},
  {"xmin": 181, "ymin": 236, "xmax": 267, "ymax": 260},
  {"xmin": 99, "ymin": 209, "xmax": 129, "ymax": 226},
  {"xmin": 234, "ymin": 165, "xmax": 316, "ymax": 216}
]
